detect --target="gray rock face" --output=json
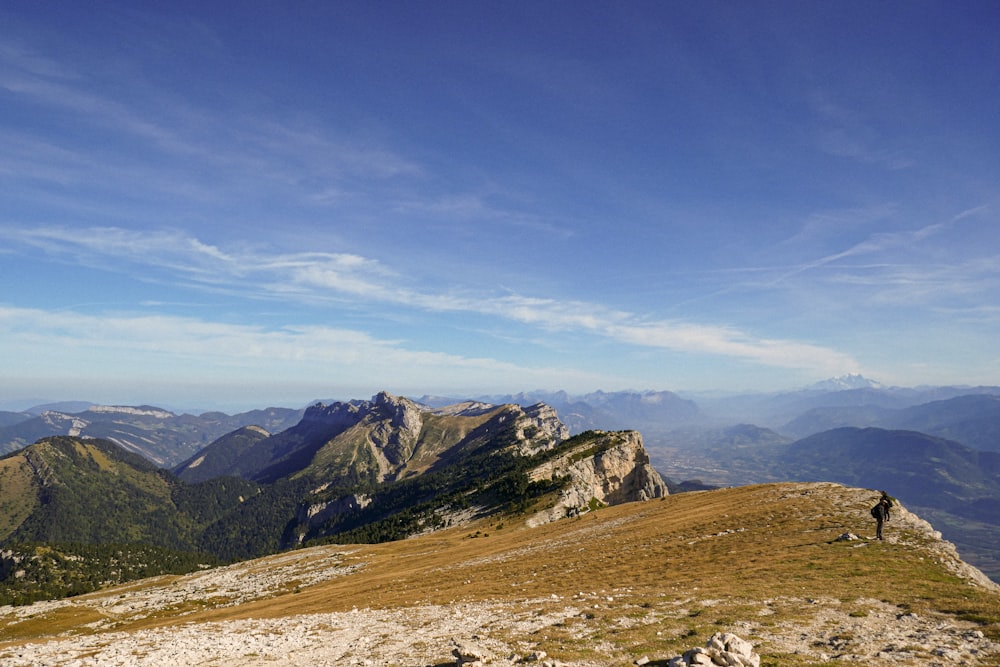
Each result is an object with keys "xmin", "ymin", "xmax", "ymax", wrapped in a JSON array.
[
  {"xmin": 368, "ymin": 391, "xmax": 425, "ymax": 468},
  {"xmin": 511, "ymin": 402, "xmax": 571, "ymax": 454},
  {"xmin": 527, "ymin": 430, "xmax": 668, "ymax": 526}
]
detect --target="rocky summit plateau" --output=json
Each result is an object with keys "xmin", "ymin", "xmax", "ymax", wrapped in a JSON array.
[{"xmin": 2, "ymin": 482, "xmax": 999, "ymax": 666}]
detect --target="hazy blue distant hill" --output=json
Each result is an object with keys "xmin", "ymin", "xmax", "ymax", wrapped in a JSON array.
[
  {"xmin": 782, "ymin": 405, "xmax": 894, "ymax": 438},
  {"xmin": 782, "ymin": 394, "xmax": 1000, "ymax": 451},
  {"xmin": 885, "ymin": 395, "xmax": 1000, "ymax": 451},
  {"xmin": 420, "ymin": 389, "xmax": 705, "ymax": 434},
  {"xmin": 0, "ymin": 405, "xmax": 303, "ymax": 466},
  {"xmin": 778, "ymin": 427, "xmax": 1000, "ymax": 504},
  {"xmin": 0, "ymin": 411, "xmax": 31, "ymax": 429},
  {"xmin": 695, "ymin": 380, "xmax": 1000, "ymax": 428},
  {"xmin": 24, "ymin": 401, "xmax": 94, "ymax": 415}
]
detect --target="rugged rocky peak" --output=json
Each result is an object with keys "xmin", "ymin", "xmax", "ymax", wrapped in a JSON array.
[
  {"xmin": 302, "ymin": 392, "xmax": 427, "ymax": 472},
  {"xmin": 366, "ymin": 392, "xmax": 424, "ymax": 467},
  {"xmin": 527, "ymin": 429, "xmax": 668, "ymax": 526},
  {"xmin": 283, "ymin": 395, "xmax": 664, "ymax": 536},
  {"xmin": 371, "ymin": 392, "xmax": 422, "ymax": 428},
  {"xmin": 301, "ymin": 399, "xmax": 365, "ymax": 428},
  {"xmin": 510, "ymin": 402, "xmax": 569, "ymax": 454}
]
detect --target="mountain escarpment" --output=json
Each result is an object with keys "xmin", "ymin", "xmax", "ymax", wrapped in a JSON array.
[
  {"xmin": 0, "ymin": 393, "xmax": 665, "ymax": 601},
  {"xmin": 527, "ymin": 429, "xmax": 667, "ymax": 526}
]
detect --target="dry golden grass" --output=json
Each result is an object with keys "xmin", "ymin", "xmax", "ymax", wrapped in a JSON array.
[{"xmin": 3, "ymin": 482, "xmax": 999, "ymax": 665}]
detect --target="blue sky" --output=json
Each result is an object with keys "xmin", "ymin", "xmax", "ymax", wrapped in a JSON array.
[{"xmin": 2, "ymin": 1, "xmax": 999, "ymax": 411}]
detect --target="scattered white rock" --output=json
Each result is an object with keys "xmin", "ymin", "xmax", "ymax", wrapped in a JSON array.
[
  {"xmin": 668, "ymin": 632, "xmax": 760, "ymax": 667},
  {"xmin": 453, "ymin": 639, "xmax": 491, "ymax": 666}
]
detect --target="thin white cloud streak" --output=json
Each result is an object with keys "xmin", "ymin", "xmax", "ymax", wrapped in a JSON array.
[
  {"xmin": 778, "ymin": 203, "xmax": 899, "ymax": 251},
  {"xmin": 0, "ymin": 305, "xmax": 595, "ymax": 389},
  {"xmin": 654, "ymin": 203, "xmax": 992, "ymax": 310},
  {"xmin": 764, "ymin": 206, "xmax": 990, "ymax": 288},
  {"xmin": 825, "ymin": 254, "xmax": 1000, "ymax": 312},
  {"xmin": 4, "ymin": 225, "xmax": 858, "ymax": 374},
  {"xmin": 0, "ymin": 34, "xmax": 583, "ymax": 253},
  {"xmin": 606, "ymin": 322, "xmax": 855, "ymax": 372}
]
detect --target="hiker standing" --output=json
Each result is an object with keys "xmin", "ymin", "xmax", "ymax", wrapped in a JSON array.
[{"xmin": 871, "ymin": 491, "xmax": 893, "ymax": 540}]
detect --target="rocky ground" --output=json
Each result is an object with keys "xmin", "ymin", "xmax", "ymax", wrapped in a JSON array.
[
  {"xmin": 2, "ymin": 486, "xmax": 999, "ymax": 666},
  {"xmin": 1, "ymin": 591, "xmax": 997, "ymax": 666},
  {"xmin": 3, "ymin": 563, "xmax": 998, "ymax": 664}
]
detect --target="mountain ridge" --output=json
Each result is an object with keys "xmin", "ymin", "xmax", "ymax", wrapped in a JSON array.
[
  {"xmin": 0, "ymin": 393, "xmax": 667, "ymax": 602},
  {"xmin": 3, "ymin": 385, "xmax": 1000, "ymax": 584},
  {"xmin": 0, "ymin": 404, "xmax": 304, "ymax": 466}
]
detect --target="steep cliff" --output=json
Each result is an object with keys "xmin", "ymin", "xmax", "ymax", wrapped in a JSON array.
[{"xmin": 526, "ymin": 429, "xmax": 668, "ymax": 527}]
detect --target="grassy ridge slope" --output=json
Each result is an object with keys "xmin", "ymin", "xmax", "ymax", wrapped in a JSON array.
[{"xmin": 1, "ymin": 483, "xmax": 998, "ymax": 665}]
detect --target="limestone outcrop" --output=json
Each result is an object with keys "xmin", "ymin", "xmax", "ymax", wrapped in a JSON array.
[{"xmin": 527, "ymin": 430, "xmax": 668, "ymax": 526}]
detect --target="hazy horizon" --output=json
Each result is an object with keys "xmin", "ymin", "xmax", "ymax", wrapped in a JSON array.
[{"xmin": 4, "ymin": 372, "xmax": 996, "ymax": 416}]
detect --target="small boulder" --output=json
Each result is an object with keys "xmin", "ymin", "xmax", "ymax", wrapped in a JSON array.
[
  {"xmin": 452, "ymin": 639, "xmax": 491, "ymax": 666},
  {"xmin": 667, "ymin": 632, "xmax": 760, "ymax": 667}
]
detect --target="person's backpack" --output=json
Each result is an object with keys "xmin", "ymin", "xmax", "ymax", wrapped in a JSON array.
[{"xmin": 870, "ymin": 503, "xmax": 884, "ymax": 520}]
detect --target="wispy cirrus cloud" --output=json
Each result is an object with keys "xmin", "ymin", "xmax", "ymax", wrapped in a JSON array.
[
  {"xmin": 763, "ymin": 206, "xmax": 991, "ymax": 290},
  {"xmin": 1, "ymin": 34, "xmax": 423, "ymax": 213},
  {"xmin": 3, "ymin": 224, "xmax": 858, "ymax": 374},
  {"xmin": 0, "ymin": 304, "xmax": 609, "ymax": 394}
]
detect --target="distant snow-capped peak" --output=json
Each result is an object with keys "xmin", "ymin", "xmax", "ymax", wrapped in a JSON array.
[{"xmin": 809, "ymin": 374, "xmax": 883, "ymax": 391}]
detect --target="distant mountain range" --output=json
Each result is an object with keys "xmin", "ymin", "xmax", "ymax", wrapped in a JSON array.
[
  {"xmin": 782, "ymin": 394, "xmax": 1000, "ymax": 449},
  {"xmin": 691, "ymin": 378, "xmax": 1000, "ymax": 428},
  {"xmin": 4, "ymin": 375, "xmax": 997, "ymax": 461},
  {"xmin": 0, "ymin": 404, "xmax": 304, "ymax": 466},
  {"xmin": 417, "ymin": 389, "xmax": 703, "ymax": 434},
  {"xmin": 2, "ymin": 377, "xmax": 999, "ymax": 584}
]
